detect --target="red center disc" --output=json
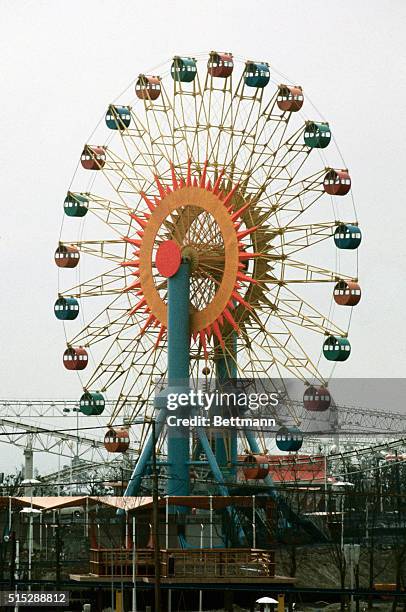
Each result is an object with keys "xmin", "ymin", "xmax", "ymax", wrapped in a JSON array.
[{"xmin": 155, "ymin": 240, "xmax": 182, "ymax": 278}]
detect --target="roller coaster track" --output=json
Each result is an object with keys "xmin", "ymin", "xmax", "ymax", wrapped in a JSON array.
[{"xmin": 1, "ymin": 399, "xmax": 406, "ymax": 479}]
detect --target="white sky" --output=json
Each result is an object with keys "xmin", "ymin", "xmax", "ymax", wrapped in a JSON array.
[{"xmin": 0, "ymin": 0, "xmax": 405, "ymax": 410}]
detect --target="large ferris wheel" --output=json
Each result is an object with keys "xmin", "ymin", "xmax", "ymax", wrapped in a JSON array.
[{"xmin": 55, "ymin": 51, "xmax": 361, "ymax": 470}]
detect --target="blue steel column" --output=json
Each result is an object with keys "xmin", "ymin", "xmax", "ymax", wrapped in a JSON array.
[
  {"xmin": 122, "ymin": 260, "xmax": 190, "ymax": 501},
  {"xmin": 122, "ymin": 409, "xmax": 167, "ymax": 498},
  {"xmin": 215, "ymin": 333, "xmax": 238, "ymax": 477},
  {"xmin": 167, "ymin": 260, "xmax": 191, "ymax": 497}
]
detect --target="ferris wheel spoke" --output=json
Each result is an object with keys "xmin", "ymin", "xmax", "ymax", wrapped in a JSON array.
[
  {"xmin": 116, "ymin": 110, "xmax": 166, "ymax": 178},
  {"xmin": 207, "ymin": 74, "xmax": 264, "ymax": 180},
  {"xmin": 67, "ymin": 306, "xmax": 133, "ymax": 347},
  {"xmin": 188, "ymin": 74, "xmax": 210, "ymax": 164},
  {"xmin": 272, "ymin": 222, "xmax": 338, "ymax": 256},
  {"xmin": 250, "ymin": 125, "xmax": 310, "ymax": 198},
  {"xmin": 245, "ymin": 311, "xmax": 326, "ymax": 383},
  {"xmin": 59, "ymin": 240, "xmax": 126, "ymax": 264},
  {"xmin": 108, "ymin": 343, "xmax": 166, "ymax": 425},
  {"xmin": 140, "ymin": 86, "xmax": 190, "ymax": 169},
  {"xmin": 101, "ymin": 149, "xmax": 151, "ymax": 194},
  {"xmin": 60, "ymin": 265, "xmax": 127, "ymax": 298},
  {"xmin": 280, "ymin": 259, "xmax": 356, "ymax": 283},
  {"xmin": 84, "ymin": 321, "xmax": 164, "ymax": 391},
  {"xmin": 261, "ymin": 175, "xmax": 326, "ymax": 228},
  {"xmin": 225, "ymin": 94, "xmax": 267, "ymax": 178},
  {"xmin": 110, "ymin": 347, "xmax": 167, "ymax": 421},
  {"xmin": 171, "ymin": 74, "xmax": 205, "ymax": 166},
  {"xmin": 64, "ymin": 192, "xmax": 132, "ymax": 234},
  {"xmin": 268, "ymin": 168, "xmax": 324, "ymax": 202},
  {"xmin": 235, "ymin": 340, "xmax": 300, "ymax": 425},
  {"xmin": 205, "ymin": 72, "xmax": 245, "ymax": 168},
  {"xmin": 232, "ymin": 91, "xmax": 292, "ymax": 180},
  {"xmin": 65, "ymin": 288, "xmax": 135, "ymax": 347},
  {"xmin": 200, "ymin": 82, "xmax": 224, "ymax": 159},
  {"xmin": 273, "ymin": 286, "xmax": 346, "ymax": 336}
]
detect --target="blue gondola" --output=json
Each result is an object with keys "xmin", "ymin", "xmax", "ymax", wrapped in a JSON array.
[
  {"xmin": 64, "ymin": 192, "xmax": 89, "ymax": 218},
  {"xmin": 54, "ymin": 297, "xmax": 79, "ymax": 320},
  {"xmin": 244, "ymin": 61, "xmax": 270, "ymax": 88},
  {"xmin": 79, "ymin": 392, "xmax": 105, "ymax": 416},
  {"xmin": 334, "ymin": 224, "xmax": 362, "ymax": 249},
  {"xmin": 276, "ymin": 426, "xmax": 303, "ymax": 452},
  {"xmin": 105, "ymin": 105, "xmax": 131, "ymax": 130}
]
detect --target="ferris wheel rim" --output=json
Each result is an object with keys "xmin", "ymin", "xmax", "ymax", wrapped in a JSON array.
[{"xmin": 56, "ymin": 50, "xmax": 361, "ymax": 432}]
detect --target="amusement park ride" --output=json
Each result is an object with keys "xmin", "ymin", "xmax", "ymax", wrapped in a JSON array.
[{"xmin": 54, "ymin": 51, "xmax": 362, "ymax": 506}]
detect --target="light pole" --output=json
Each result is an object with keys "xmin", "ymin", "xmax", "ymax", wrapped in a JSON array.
[
  {"xmin": 209, "ymin": 495, "xmax": 213, "ymax": 549},
  {"xmin": 8, "ymin": 495, "xmax": 12, "ymax": 535},
  {"xmin": 20, "ymin": 478, "xmax": 41, "ymax": 591},
  {"xmin": 199, "ymin": 523, "xmax": 204, "ymax": 612},
  {"xmin": 73, "ymin": 407, "xmax": 80, "ymax": 494},
  {"xmin": 132, "ymin": 514, "xmax": 137, "ymax": 612},
  {"xmin": 132, "ymin": 417, "xmax": 160, "ymax": 612},
  {"xmin": 150, "ymin": 419, "xmax": 161, "ymax": 612},
  {"xmin": 13, "ymin": 539, "xmax": 20, "ymax": 612},
  {"xmin": 252, "ymin": 495, "xmax": 256, "ymax": 549},
  {"xmin": 344, "ymin": 544, "xmax": 360, "ymax": 612},
  {"xmin": 333, "ymin": 480, "xmax": 355, "ymax": 607},
  {"xmin": 333, "ymin": 481, "xmax": 355, "ymax": 552}
]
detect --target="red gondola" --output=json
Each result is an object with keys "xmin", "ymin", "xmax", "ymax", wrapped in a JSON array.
[
  {"xmin": 277, "ymin": 85, "xmax": 304, "ymax": 112},
  {"xmin": 333, "ymin": 281, "xmax": 361, "ymax": 306},
  {"xmin": 135, "ymin": 75, "xmax": 161, "ymax": 101},
  {"xmin": 323, "ymin": 169, "xmax": 351, "ymax": 196},
  {"xmin": 207, "ymin": 52, "xmax": 233, "ymax": 78},
  {"xmin": 63, "ymin": 347, "xmax": 88, "ymax": 371},
  {"xmin": 80, "ymin": 146, "xmax": 106, "ymax": 170},
  {"xmin": 104, "ymin": 428, "xmax": 130, "ymax": 453},
  {"xmin": 303, "ymin": 386, "xmax": 331, "ymax": 412},
  {"xmin": 54, "ymin": 245, "xmax": 80, "ymax": 268},
  {"xmin": 241, "ymin": 454, "xmax": 269, "ymax": 480}
]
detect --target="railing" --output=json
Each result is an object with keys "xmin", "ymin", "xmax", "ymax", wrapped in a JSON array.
[{"xmin": 89, "ymin": 548, "xmax": 275, "ymax": 579}]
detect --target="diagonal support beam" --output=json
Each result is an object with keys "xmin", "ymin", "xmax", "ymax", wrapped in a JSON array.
[{"xmin": 122, "ymin": 409, "xmax": 168, "ymax": 498}]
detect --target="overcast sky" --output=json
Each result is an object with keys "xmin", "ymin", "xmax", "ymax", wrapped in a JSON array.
[{"xmin": 0, "ymin": 0, "xmax": 405, "ymax": 472}]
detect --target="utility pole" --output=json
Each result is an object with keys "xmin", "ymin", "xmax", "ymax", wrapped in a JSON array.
[
  {"xmin": 14, "ymin": 540, "xmax": 19, "ymax": 612},
  {"xmin": 151, "ymin": 419, "xmax": 161, "ymax": 612},
  {"xmin": 10, "ymin": 532, "xmax": 16, "ymax": 589},
  {"xmin": 55, "ymin": 515, "xmax": 61, "ymax": 588}
]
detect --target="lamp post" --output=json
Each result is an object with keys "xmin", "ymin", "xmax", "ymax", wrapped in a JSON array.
[
  {"xmin": 332, "ymin": 481, "xmax": 355, "ymax": 552},
  {"xmin": 252, "ymin": 495, "xmax": 256, "ymax": 549},
  {"xmin": 73, "ymin": 407, "xmax": 80, "ymax": 494},
  {"xmin": 199, "ymin": 523, "xmax": 204, "ymax": 612},
  {"xmin": 20, "ymin": 478, "xmax": 41, "ymax": 591},
  {"xmin": 49, "ymin": 516, "xmax": 62, "ymax": 588},
  {"xmin": 333, "ymin": 480, "xmax": 355, "ymax": 608},
  {"xmin": 132, "ymin": 515, "xmax": 137, "ymax": 612},
  {"xmin": 209, "ymin": 495, "xmax": 213, "ymax": 549},
  {"xmin": 344, "ymin": 544, "xmax": 360, "ymax": 612},
  {"xmin": 132, "ymin": 417, "xmax": 160, "ymax": 612}
]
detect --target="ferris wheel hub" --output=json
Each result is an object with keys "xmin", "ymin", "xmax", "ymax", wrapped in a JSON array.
[
  {"xmin": 181, "ymin": 245, "xmax": 199, "ymax": 272},
  {"xmin": 155, "ymin": 240, "xmax": 182, "ymax": 278}
]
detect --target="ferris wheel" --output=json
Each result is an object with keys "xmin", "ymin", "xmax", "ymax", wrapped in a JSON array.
[{"xmin": 55, "ymin": 51, "xmax": 361, "ymax": 459}]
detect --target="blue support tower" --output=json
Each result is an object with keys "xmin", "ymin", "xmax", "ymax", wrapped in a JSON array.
[
  {"xmin": 122, "ymin": 260, "xmax": 191, "ymax": 500},
  {"xmin": 167, "ymin": 260, "xmax": 191, "ymax": 498},
  {"xmin": 215, "ymin": 333, "xmax": 238, "ymax": 477}
]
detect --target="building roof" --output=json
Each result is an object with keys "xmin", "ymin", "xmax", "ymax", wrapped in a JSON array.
[{"xmin": 0, "ymin": 495, "xmax": 270, "ymax": 511}]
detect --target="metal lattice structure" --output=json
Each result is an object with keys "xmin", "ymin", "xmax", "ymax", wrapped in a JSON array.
[{"xmin": 56, "ymin": 52, "xmax": 361, "ymax": 463}]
